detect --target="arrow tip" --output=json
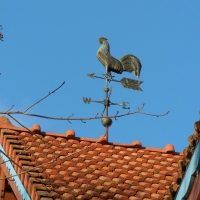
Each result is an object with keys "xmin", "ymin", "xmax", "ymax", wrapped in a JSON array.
[{"xmin": 86, "ymin": 73, "xmax": 95, "ymax": 79}]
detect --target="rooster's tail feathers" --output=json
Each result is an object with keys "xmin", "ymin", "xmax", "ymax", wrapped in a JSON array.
[{"xmin": 120, "ymin": 54, "xmax": 142, "ymax": 78}]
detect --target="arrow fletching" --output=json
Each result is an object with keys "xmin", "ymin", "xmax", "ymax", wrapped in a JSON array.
[{"xmin": 120, "ymin": 78, "xmax": 143, "ymax": 91}]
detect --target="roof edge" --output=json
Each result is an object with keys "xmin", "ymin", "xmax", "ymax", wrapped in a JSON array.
[
  {"xmin": 0, "ymin": 116, "xmax": 183, "ymax": 154},
  {"xmin": 0, "ymin": 144, "xmax": 31, "ymax": 200}
]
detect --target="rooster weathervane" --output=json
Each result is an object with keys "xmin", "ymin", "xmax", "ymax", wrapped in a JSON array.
[{"xmin": 83, "ymin": 37, "xmax": 143, "ymax": 140}]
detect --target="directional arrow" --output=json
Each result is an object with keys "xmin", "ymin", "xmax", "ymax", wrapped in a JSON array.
[
  {"xmin": 86, "ymin": 73, "xmax": 143, "ymax": 91},
  {"xmin": 86, "ymin": 73, "xmax": 108, "ymax": 80}
]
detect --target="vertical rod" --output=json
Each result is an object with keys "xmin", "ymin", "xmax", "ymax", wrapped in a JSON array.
[
  {"xmin": 105, "ymin": 77, "xmax": 108, "ymax": 117},
  {"xmin": 105, "ymin": 68, "xmax": 109, "ymax": 141}
]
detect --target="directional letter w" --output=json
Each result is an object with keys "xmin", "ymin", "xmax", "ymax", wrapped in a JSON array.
[{"xmin": 82, "ymin": 97, "xmax": 91, "ymax": 104}]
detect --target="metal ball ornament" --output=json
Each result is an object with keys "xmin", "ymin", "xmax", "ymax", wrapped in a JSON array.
[{"xmin": 101, "ymin": 117, "xmax": 112, "ymax": 127}]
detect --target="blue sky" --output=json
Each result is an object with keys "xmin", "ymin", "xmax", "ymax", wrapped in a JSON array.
[{"xmin": 0, "ymin": 1, "xmax": 199, "ymax": 152}]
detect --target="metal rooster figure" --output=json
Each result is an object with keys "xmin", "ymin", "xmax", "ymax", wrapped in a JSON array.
[
  {"xmin": 97, "ymin": 37, "xmax": 141, "ymax": 78},
  {"xmin": 83, "ymin": 37, "xmax": 143, "ymax": 141}
]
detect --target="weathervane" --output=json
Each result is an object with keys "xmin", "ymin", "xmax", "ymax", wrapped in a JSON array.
[
  {"xmin": 0, "ymin": 32, "xmax": 169, "ymax": 142},
  {"xmin": 83, "ymin": 37, "xmax": 143, "ymax": 141},
  {"xmin": 0, "ymin": 25, "xmax": 3, "ymax": 41}
]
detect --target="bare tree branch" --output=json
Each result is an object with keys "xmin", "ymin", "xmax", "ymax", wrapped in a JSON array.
[
  {"xmin": 23, "ymin": 81, "xmax": 65, "ymax": 113},
  {"xmin": 1, "ymin": 104, "xmax": 169, "ymax": 122},
  {"xmin": 1, "ymin": 80, "xmax": 168, "ymax": 125}
]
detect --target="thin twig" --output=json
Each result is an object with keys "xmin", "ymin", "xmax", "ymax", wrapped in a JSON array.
[
  {"xmin": 114, "ymin": 111, "xmax": 119, "ymax": 120},
  {"xmin": 139, "ymin": 110, "xmax": 170, "ymax": 117},
  {"xmin": 6, "ymin": 105, "xmax": 14, "ymax": 112},
  {"xmin": 68, "ymin": 113, "xmax": 74, "ymax": 118},
  {"xmin": 23, "ymin": 81, "xmax": 65, "ymax": 113},
  {"xmin": 81, "ymin": 119, "xmax": 86, "ymax": 123}
]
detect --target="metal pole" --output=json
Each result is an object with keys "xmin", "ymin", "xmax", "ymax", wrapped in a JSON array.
[
  {"xmin": 105, "ymin": 69, "xmax": 109, "ymax": 141},
  {"xmin": 105, "ymin": 78, "xmax": 108, "ymax": 117}
]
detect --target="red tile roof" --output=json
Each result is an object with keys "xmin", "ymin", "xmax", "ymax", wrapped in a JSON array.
[{"xmin": 0, "ymin": 116, "xmax": 197, "ymax": 200}]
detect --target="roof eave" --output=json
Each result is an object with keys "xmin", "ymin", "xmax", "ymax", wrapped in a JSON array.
[
  {"xmin": 0, "ymin": 145, "xmax": 31, "ymax": 200},
  {"xmin": 175, "ymin": 139, "xmax": 200, "ymax": 199}
]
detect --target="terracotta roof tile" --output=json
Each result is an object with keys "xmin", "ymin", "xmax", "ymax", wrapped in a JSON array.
[
  {"xmin": 136, "ymin": 191, "xmax": 151, "ymax": 198},
  {"xmin": 138, "ymin": 182, "xmax": 151, "ymax": 188},
  {"xmin": 0, "ymin": 116, "xmax": 193, "ymax": 199},
  {"xmin": 144, "ymin": 187, "xmax": 157, "ymax": 193},
  {"xmin": 112, "ymin": 177, "xmax": 124, "ymax": 184},
  {"xmin": 114, "ymin": 194, "xmax": 129, "ymax": 200},
  {"xmin": 129, "ymin": 197, "xmax": 142, "ymax": 200},
  {"xmin": 91, "ymin": 197, "xmax": 102, "ymax": 200},
  {"xmin": 100, "ymin": 191, "xmax": 113, "ymax": 199},
  {"xmin": 130, "ymin": 185, "xmax": 145, "ymax": 191},
  {"xmin": 157, "ymin": 189, "xmax": 169, "ymax": 195},
  {"xmin": 151, "ymin": 193, "xmax": 164, "ymax": 199}
]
